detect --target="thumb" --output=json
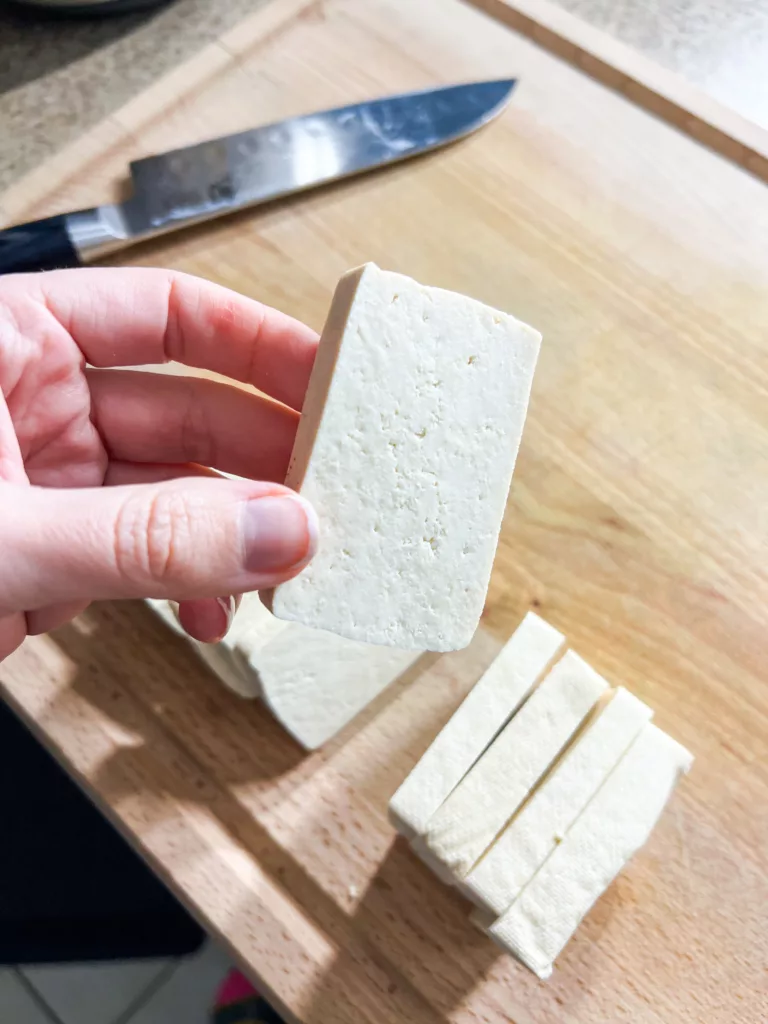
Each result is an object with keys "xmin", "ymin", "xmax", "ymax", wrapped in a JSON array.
[{"xmin": 0, "ymin": 478, "xmax": 318, "ymax": 613}]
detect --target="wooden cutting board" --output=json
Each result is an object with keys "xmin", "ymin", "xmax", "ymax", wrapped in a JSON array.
[{"xmin": 2, "ymin": 1, "xmax": 767, "ymax": 1021}]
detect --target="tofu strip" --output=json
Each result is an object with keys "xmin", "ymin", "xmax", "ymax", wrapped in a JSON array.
[
  {"xmin": 389, "ymin": 612, "xmax": 565, "ymax": 838},
  {"xmin": 246, "ymin": 625, "xmax": 419, "ymax": 750},
  {"xmin": 149, "ymin": 596, "xmax": 416, "ymax": 749},
  {"xmin": 425, "ymin": 651, "xmax": 608, "ymax": 877},
  {"xmin": 269, "ymin": 263, "xmax": 542, "ymax": 652},
  {"xmin": 147, "ymin": 597, "xmax": 266, "ymax": 698},
  {"xmin": 489, "ymin": 723, "xmax": 693, "ymax": 978},
  {"xmin": 462, "ymin": 687, "xmax": 652, "ymax": 914}
]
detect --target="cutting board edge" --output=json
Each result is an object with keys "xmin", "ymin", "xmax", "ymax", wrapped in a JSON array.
[
  {"xmin": 464, "ymin": 0, "xmax": 768, "ymax": 181},
  {"xmin": 3, "ymin": 0, "xmax": 767, "ymax": 228}
]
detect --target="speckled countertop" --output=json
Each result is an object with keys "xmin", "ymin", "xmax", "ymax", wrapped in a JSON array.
[
  {"xmin": 558, "ymin": 0, "xmax": 768, "ymax": 128},
  {"xmin": 0, "ymin": 0, "xmax": 269, "ymax": 190},
  {"xmin": 1, "ymin": 0, "xmax": 767, "ymax": 192}
]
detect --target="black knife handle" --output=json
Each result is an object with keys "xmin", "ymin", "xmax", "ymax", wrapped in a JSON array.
[{"xmin": 0, "ymin": 215, "xmax": 82, "ymax": 275}]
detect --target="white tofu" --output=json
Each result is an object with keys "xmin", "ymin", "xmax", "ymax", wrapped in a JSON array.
[
  {"xmin": 389, "ymin": 612, "xmax": 565, "ymax": 839},
  {"xmin": 462, "ymin": 686, "xmax": 653, "ymax": 914},
  {"xmin": 409, "ymin": 837, "xmax": 457, "ymax": 886},
  {"xmin": 424, "ymin": 651, "xmax": 608, "ymax": 878},
  {"xmin": 146, "ymin": 596, "xmax": 418, "ymax": 748},
  {"xmin": 146, "ymin": 596, "xmax": 185, "ymax": 637},
  {"xmin": 242, "ymin": 621, "xmax": 419, "ymax": 749},
  {"xmin": 146, "ymin": 595, "xmax": 281, "ymax": 699},
  {"xmin": 489, "ymin": 723, "xmax": 693, "ymax": 979},
  {"xmin": 268, "ymin": 263, "xmax": 542, "ymax": 652}
]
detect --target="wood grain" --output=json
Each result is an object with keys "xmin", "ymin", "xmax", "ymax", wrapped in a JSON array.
[
  {"xmin": 2, "ymin": 0, "xmax": 768, "ymax": 1021},
  {"xmin": 467, "ymin": 0, "xmax": 768, "ymax": 181}
]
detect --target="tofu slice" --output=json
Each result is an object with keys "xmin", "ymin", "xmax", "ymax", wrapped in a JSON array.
[
  {"xmin": 146, "ymin": 596, "xmax": 418, "ymax": 748},
  {"xmin": 146, "ymin": 595, "xmax": 282, "ymax": 699},
  {"xmin": 489, "ymin": 723, "xmax": 693, "ymax": 979},
  {"xmin": 462, "ymin": 686, "xmax": 653, "ymax": 914},
  {"xmin": 268, "ymin": 263, "xmax": 542, "ymax": 652},
  {"xmin": 389, "ymin": 612, "xmax": 565, "ymax": 839},
  {"xmin": 424, "ymin": 651, "xmax": 608, "ymax": 878},
  {"xmin": 241, "ymin": 622, "xmax": 419, "ymax": 750},
  {"xmin": 409, "ymin": 837, "xmax": 457, "ymax": 886}
]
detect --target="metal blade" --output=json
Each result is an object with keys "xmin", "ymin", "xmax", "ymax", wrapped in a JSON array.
[{"xmin": 122, "ymin": 79, "xmax": 515, "ymax": 237}]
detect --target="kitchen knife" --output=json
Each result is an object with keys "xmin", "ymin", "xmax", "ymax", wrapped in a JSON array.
[{"xmin": 0, "ymin": 79, "xmax": 515, "ymax": 275}]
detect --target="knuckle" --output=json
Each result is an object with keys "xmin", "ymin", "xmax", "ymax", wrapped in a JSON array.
[{"xmin": 113, "ymin": 489, "xmax": 197, "ymax": 585}]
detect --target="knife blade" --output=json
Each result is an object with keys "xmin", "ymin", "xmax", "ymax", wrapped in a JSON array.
[{"xmin": 0, "ymin": 79, "xmax": 515, "ymax": 276}]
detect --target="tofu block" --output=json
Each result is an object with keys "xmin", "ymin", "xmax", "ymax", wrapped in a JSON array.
[
  {"xmin": 424, "ymin": 651, "xmax": 608, "ymax": 877},
  {"xmin": 146, "ymin": 595, "xmax": 418, "ymax": 748},
  {"xmin": 462, "ymin": 686, "xmax": 653, "ymax": 914},
  {"xmin": 146, "ymin": 595, "xmax": 283, "ymax": 699},
  {"xmin": 269, "ymin": 263, "xmax": 542, "ymax": 652},
  {"xmin": 409, "ymin": 837, "xmax": 457, "ymax": 886},
  {"xmin": 244, "ymin": 620, "xmax": 419, "ymax": 749},
  {"xmin": 489, "ymin": 723, "xmax": 693, "ymax": 978},
  {"xmin": 389, "ymin": 612, "xmax": 565, "ymax": 839}
]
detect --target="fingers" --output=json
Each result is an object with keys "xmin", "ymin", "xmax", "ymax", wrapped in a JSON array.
[
  {"xmin": 19, "ymin": 268, "xmax": 318, "ymax": 411},
  {"xmin": 109, "ymin": 478, "xmax": 244, "ymax": 644},
  {"xmin": 104, "ymin": 461, "xmax": 220, "ymax": 486},
  {"xmin": 0, "ymin": 397, "xmax": 27, "ymax": 486},
  {"xmin": 0, "ymin": 613, "xmax": 26, "ymax": 663},
  {"xmin": 26, "ymin": 600, "xmax": 90, "ymax": 636},
  {"xmin": 88, "ymin": 370, "xmax": 298, "ymax": 482},
  {"xmin": 176, "ymin": 595, "xmax": 241, "ymax": 643},
  {"xmin": 0, "ymin": 477, "xmax": 318, "ymax": 612}
]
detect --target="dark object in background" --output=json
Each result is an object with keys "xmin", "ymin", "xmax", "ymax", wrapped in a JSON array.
[
  {"xmin": 0, "ymin": 700, "xmax": 204, "ymax": 964},
  {"xmin": 8, "ymin": 0, "xmax": 171, "ymax": 15}
]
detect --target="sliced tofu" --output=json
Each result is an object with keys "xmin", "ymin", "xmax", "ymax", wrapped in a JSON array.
[
  {"xmin": 268, "ymin": 263, "xmax": 542, "ymax": 652},
  {"xmin": 489, "ymin": 723, "xmax": 693, "ymax": 978},
  {"xmin": 462, "ymin": 686, "xmax": 653, "ymax": 914},
  {"xmin": 146, "ymin": 596, "xmax": 185, "ymax": 637},
  {"xmin": 389, "ymin": 612, "xmax": 565, "ymax": 839},
  {"xmin": 146, "ymin": 595, "xmax": 280, "ymax": 699},
  {"xmin": 409, "ymin": 837, "xmax": 458, "ymax": 886},
  {"xmin": 242, "ymin": 622, "xmax": 419, "ymax": 749},
  {"xmin": 146, "ymin": 596, "xmax": 418, "ymax": 748},
  {"xmin": 424, "ymin": 651, "xmax": 608, "ymax": 878}
]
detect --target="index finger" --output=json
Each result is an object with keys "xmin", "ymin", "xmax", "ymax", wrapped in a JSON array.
[{"xmin": 27, "ymin": 267, "xmax": 318, "ymax": 411}]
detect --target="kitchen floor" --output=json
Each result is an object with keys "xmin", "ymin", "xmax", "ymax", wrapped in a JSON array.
[{"xmin": 0, "ymin": 940, "xmax": 233, "ymax": 1024}]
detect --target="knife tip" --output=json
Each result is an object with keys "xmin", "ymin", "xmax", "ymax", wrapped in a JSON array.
[{"xmin": 480, "ymin": 77, "xmax": 518, "ymax": 115}]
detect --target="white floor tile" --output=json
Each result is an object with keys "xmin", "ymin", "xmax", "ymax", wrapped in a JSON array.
[
  {"xmin": 0, "ymin": 969, "xmax": 54, "ymax": 1024},
  {"xmin": 128, "ymin": 941, "xmax": 232, "ymax": 1024},
  {"xmin": 22, "ymin": 959, "xmax": 170, "ymax": 1024}
]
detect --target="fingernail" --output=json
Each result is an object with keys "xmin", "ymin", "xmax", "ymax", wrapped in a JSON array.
[
  {"xmin": 243, "ymin": 494, "xmax": 318, "ymax": 574},
  {"xmin": 177, "ymin": 596, "xmax": 234, "ymax": 644}
]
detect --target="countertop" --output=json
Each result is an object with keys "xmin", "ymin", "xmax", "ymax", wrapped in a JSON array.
[{"xmin": 1, "ymin": 0, "xmax": 767, "ymax": 192}]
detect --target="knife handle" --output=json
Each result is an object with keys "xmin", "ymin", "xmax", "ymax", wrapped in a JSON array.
[{"xmin": 0, "ymin": 215, "xmax": 82, "ymax": 275}]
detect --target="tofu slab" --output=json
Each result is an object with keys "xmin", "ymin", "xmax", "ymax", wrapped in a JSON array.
[
  {"xmin": 269, "ymin": 263, "xmax": 542, "ymax": 652},
  {"xmin": 389, "ymin": 612, "xmax": 565, "ymax": 839},
  {"xmin": 489, "ymin": 723, "xmax": 693, "ymax": 978},
  {"xmin": 462, "ymin": 686, "xmax": 653, "ymax": 914},
  {"xmin": 243, "ymin": 621, "xmax": 419, "ymax": 750},
  {"xmin": 146, "ymin": 595, "xmax": 283, "ymax": 699},
  {"xmin": 425, "ymin": 651, "xmax": 608, "ymax": 877},
  {"xmin": 147, "ymin": 596, "xmax": 417, "ymax": 748}
]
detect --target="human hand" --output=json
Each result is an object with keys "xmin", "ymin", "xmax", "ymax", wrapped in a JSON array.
[{"xmin": 0, "ymin": 267, "xmax": 320, "ymax": 663}]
